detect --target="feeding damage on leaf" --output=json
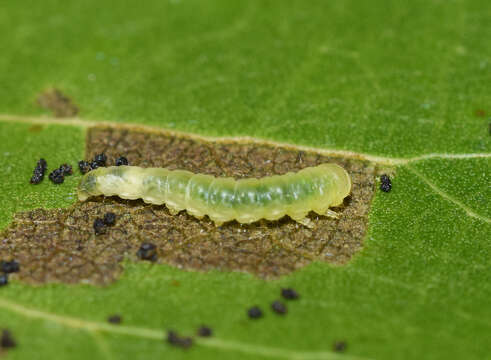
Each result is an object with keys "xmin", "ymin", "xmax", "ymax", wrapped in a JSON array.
[
  {"xmin": 36, "ymin": 88, "xmax": 79, "ymax": 118},
  {"xmin": 0, "ymin": 127, "xmax": 382, "ymax": 285}
]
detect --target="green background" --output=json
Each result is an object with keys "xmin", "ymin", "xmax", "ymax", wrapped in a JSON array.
[{"xmin": 0, "ymin": 0, "xmax": 490, "ymax": 359}]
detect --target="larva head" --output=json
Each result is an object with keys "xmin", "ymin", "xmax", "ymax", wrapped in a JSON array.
[
  {"xmin": 320, "ymin": 163, "xmax": 352, "ymax": 207},
  {"xmin": 77, "ymin": 171, "xmax": 100, "ymax": 201}
]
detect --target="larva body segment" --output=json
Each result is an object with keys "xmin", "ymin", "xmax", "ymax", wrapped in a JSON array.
[{"xmin": 78, "ymin": 164, "xmax": 351, "ymax": 226}]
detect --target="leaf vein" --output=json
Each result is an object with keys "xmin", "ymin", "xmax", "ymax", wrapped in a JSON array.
[
  {"xmin": 406, "ymin": 165, "xmax": 490, "ymax": 224},
  {"xmin": 0, "ymin": 114, "xmax": 489, "ymax": 166},
  {"xmin": 0, "ymin": 297, "xmax": 370, "ymax": 360}
]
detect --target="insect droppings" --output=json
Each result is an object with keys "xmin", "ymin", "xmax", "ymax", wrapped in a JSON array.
[
  {"xmin": 197, "ymin": 326, "xmax": 213, "ymax": 337},
  {"xmin": 0, "ymin": 274, "xmax": 8, "ymax": 287},
  {"xmin": 166, "ymin": 331, "xmax": 193, "ymax": 349},
  {"xmin": 49, "ymin": 168, "xmax": 64, "ymax": 184},
  {"xmin": 78, "ymin": 164, "xmax": 351, "ymax": 227},
  {"xmin": 116, "ymin": 156, "xmax": 129, "ymax": 166},
  {"xmin": 167, "ymin": 331, "xmax": 179, "ymax": 345},
  {"xmin": 247, "ymin": 306, "xmax": 263, "ymax": 319},
  {"xmin": 107, "ymin": 314, "xmax": 122, "ymax": 324},
  {"xmin": 0, "ymin": 329, "xmax": 16, "ymax": 349},
  {"xmin": 78, "ymin": 160, "xmax": 91, "ymax": 174},
  {"xmin": 136, "ymin": 243, "xmax": 157, "ymax": 261},
  {"xmin": 59, "ymin": 163, "xmax": 73, "ymax": 175},
  {"xmin": 103, "ymin": 212, "xmax": 116, "ymax": 226},
  {"xmin": 271, "ymin": 300, "xmax": 287, "ymax": 315},
  {"xmin": 380, "ymin": 174, "xmax": 392, "ymax": 192},
  {"xmin": 94, "ymin": 153, "xmax": 107, "ymax": 167},
  {"xmin": 90, "ymin": 160, "xmax": 100, "ymax": 170},
  {"xmin": 0, "ymin": 260, "xmax": 19, "ymax": 274},
  {"xmin": 30, "ymin": 158, "xmax": 47, "ymax": 184},
  {"xmin": 48, "ymin": 163, "xmax": 73, "ymax": 184},
  {"xmin": 281, "ymin": 288, "xmax": 299, "ymax": 300},
  {"xmin": 78, "ymin": 153, "xmax": 108, "ymax": 174},
  {"xmin": 93, "ymin": 218, "xmax": 106, "ymax": 235}
]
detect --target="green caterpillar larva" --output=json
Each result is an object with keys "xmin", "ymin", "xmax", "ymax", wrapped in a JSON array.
[{"xmin": 78, "ymin": 164, "xmax": 351, "ymax": 227}]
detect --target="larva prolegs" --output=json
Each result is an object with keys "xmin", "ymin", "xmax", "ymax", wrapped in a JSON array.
[
  {"xmin": 295, "ymin": 217, "xmax": 314, "ymax": 229},
  {"xmin": 325, "ymin": 209, "xmax": 340, "ymax": 219},
  {"xmin": 233, "ymin": 178, "xmax": 260, "ymax": 224},
  {"xmin": 140, "ymin": 168, "xmax": 170, "ymax": 205},
  {"xmin": 184, "ymin": 173, "xmax": 214, "ymax": 219},
  {"xmin": 164, "ymin": 169, "xmax": 193, "ymax": 213},
  {"xmin": 168, "ymin": 208, "xmax": 180, "ymax": 216},
  {"xmin": 206, "ymin": 176, "xmax": 237, "ymax": 225}
]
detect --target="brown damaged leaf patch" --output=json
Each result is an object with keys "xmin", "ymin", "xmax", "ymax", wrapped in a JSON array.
[
  {"xmin": 0, "ymin": 127, "xmax": 381, "ymax": 285},
  {"xmin": 37, "ymin": 88, "xmax": 79, "ymax": 118}
]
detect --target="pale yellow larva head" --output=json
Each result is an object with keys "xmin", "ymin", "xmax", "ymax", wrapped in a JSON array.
[
  {"xmin": 77, "ymin": 171, "xmax": 102, "ymax": 201},
  {"xmin": 320, "ymin": 163, "xmax": 352, "ymax": 207}
]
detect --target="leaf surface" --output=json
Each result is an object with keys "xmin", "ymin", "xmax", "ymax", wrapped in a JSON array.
[{"xmin": 0, "ymin": 1, "xmax": 490, "ymax": 359}]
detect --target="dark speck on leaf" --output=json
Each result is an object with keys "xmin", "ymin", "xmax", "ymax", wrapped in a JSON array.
[
  {"xmin": 30, "ymin": 158, "xmax": 47, "ymax": 184},
  {"xmin": 474, "ymin": 109, "xmax": 486, "ymax": 117},
  {"xmin": 281, "ymin": 288, "xmax": 299, "ymax": 300},
  {"xmin": 197, "ymin": 326, "xmax": 212, "ymax": 337},
  {"xmin": 90, "ymin": 161, "xmax": 100, "ymax": 170},
  {"xmin": 0, "ymin": 260, "xmax": 20, "ymax": 274},
  {"xmin": 167, "ymin": 330, "xmax": 179, "ymax": 344},
  {"xmin": 271, "ymin": 300, "xmax": 287, "ymax": 315},
  {"xmin": 94, "ymin": 153, "xmax": 107, "ymax": 167},
  {"xmin": 107, "ymin": 314, "xmax": 122, "ymax": 324},
  {"xmin": 93, "ymin": 218, "xmax": 106, "ymax": 235},
  {"xmin": 247, "ymin": 306, "xmax": 263, "ymax": 319},
  {"xmin": 333, "ymin": 340, "xmax": 347, "ymax": 352},
  {"xmin": 167, "ymin": 330, "xmax": 193, "ymax": 349},
  {"xmin": 49, "ymin": 168, "xmax": 64, "ymax": 184},
  {"xmin": 48, "ymin": 164, "xmax": 73, "ymax": 184},
  {"xmin": 116, "ymin": 156, "xmax": 129, "ymax": 166},
  {"xmin": 78, "ymin": 160, "xmax": 91, "ymax": 174},
  {"xmin": 137, "ymin": 242, "xmax": 157, "ymax": 261},
  {"xmin": 0, "ymin": 329, "xmax": 16, "ymax": 349},
  {"xmin": 59, "ymin": 163, "xmax": 73, "ymax": 175},
  {"xmin": 380, "ymin": 174, "xmax": 392, "ymax": 192},
  {"xmin": 0, "ymin": 274, "xmax": 8, "ymax": 287},
  {"xmin": 103, "ymin": 212, "xmax": 116, "ymax": 226}
]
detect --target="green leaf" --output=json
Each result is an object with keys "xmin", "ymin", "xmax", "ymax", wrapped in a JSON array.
[
  {"xmin": 0, "ymin": 0, "xmax": 490, "ymax": 359},
  {"xmin": 0, "ymin": 123, "xmax": 85, "ymax": 228}
]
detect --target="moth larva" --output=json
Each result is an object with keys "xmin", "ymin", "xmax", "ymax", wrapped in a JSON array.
[{"xmin": 78, "ymin": 164, "xmax": 351, "ymax": 227}]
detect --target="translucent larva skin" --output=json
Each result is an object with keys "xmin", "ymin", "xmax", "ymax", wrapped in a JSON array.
[{"xmin": 78, "ymin": 164, "xmax": 351, "ymax": 226}]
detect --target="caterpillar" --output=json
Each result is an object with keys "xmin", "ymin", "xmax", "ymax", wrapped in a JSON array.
[{"xmin": 77, "ymin": 164, "xmax": 351, "ymax": 228}]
